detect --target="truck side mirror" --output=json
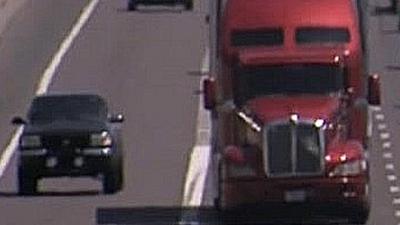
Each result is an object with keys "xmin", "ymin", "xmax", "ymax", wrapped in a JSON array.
[
  {"xmin": 367, "ymin": 73, "xmax": 381, "ymax": 105},
  {"xmin": 203, "ymin": 77, "xmax": 216, "ymax": 110}
]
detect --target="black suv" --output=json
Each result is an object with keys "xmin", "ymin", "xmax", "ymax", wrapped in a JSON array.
[
  {"xmin": 128, "ymin": 0, "xmax": 193, "ymax": 11},
  {"xmin": 12, "ymin": 94, "xmax": 124, "ymax": 195}
]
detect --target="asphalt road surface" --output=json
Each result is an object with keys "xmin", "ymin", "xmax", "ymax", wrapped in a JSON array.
[{"xmin": 0, "ymin": 0, "xmax": 208, "ymax": 224}]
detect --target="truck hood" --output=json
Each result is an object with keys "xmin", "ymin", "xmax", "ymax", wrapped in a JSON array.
[
  {"xmin": 23, "ymin": 119, "xmax": 108, "ymax": 135},
  {"xmin": 246, "ymin": 95, "xmax": 340, "ymax": 124}
]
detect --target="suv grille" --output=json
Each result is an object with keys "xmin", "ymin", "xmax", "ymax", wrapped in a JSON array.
[{"xmin": 42, "ymin": 135, "xmax": 90, "ymax": 149}]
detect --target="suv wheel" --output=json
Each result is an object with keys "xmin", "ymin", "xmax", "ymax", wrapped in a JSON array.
[
  {"xmin": 184, "ymin": 0, "xmax": 193, "ymax": 10},
  {"xmin": 128, "ymin": 0, "xmax": 137, "ymax": 11},
  {"xmin": 18, "ymin": 170, "xmax": 38, "ymax": 195},
  {"xmin": 103, "ymin": 157, "xmax": 123, "ymax": 194}
]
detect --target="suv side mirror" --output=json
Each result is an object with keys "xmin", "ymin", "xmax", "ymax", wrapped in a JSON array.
[
  {"xmin": 109, "ymin": 114, "xmax": 124, "ymax": 123},
  {"xmin": 12, "ymin": 117, "xmax": 26, "ymax": 125},
  {"xmin": 203, "ymin": 77, "xmax": 217, "ymax": 110},
  {"xmin": 368, "ymin": 73, "xmax": 381, "ymax": 105}
]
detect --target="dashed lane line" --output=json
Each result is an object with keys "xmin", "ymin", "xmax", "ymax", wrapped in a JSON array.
[
  {"xmin": 384, "ymin": 152, "xmax": 394, "ymax": 159},
  {"xmin": 383, "ymin": 142, "xmax": 392, "ymax": 149},
  {"xmin": 388, "ymin": 175, "xmax": 398, "ymax": 182},
  {"xmin": 375, "ymin": 113, "xmax": 385, "ymax": 121},
  {"xmin": 386, "ymin": 163, "xmax": 396, "ymax": 171},
  {"xmin": 380, "ymin": 132, "xmax": 391, "ymax": 140},
  {"xmin": 391, "ymin": 186, "xmax": 400, "ymax": 193},
  {"xmin": 378, "ymin": 123, "xmax": 388, "ymax": 130}
]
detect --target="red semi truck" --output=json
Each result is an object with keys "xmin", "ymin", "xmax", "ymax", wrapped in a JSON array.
[
  {"xmin": 217, "ymin": 0, "xmax": 372, "ymax": 148},
  {"xmin": 203, "ymin": 48, "xmax": 381, "ymax": 224}
]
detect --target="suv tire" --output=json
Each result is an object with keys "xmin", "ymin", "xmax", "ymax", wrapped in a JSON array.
[
  {"xmin": 128, "ymin": 0, "xmax": 137, "ymax": 11},
  {"xmin": 103, "ymin": 156, "xmax": 123, "ymax": 194},
  {"xmin": 18, "ymin": 169, "xmax": 38, "ymax": 195},
  {"xmin": 184, "ymin": 0, "xmax": 193, "ymax": 10}
]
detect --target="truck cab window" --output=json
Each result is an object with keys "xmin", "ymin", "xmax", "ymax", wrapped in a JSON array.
[
  {"xmin": 231, "ymin": 28, "xmax": 284, "ymax": 47},
  {"xmin": 296, "ymin": 27, "xmax": 350, "ymax": 44}
]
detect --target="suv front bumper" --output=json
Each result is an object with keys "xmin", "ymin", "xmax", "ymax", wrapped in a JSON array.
[{"xmin": 18, "ymin": 148, "xmax": 116, "ymax": 177}]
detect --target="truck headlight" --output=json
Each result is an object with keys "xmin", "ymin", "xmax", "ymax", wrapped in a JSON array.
[
  {"xmin": 20, "ymin": 135, "xmax": 41, "ymax": 148},
  {"xmin": 330, "ymin": 160, "xmax": 365, "ymax": 176},
  {"xmin": 90, "ymin": 131, "xmax": 112, "ymax": 147}
]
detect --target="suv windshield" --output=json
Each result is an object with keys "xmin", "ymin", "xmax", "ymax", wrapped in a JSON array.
[
  {"xmin": 234, "ymin": 64, "xmax": 345, "ymax": 104},
  {"xmin": 28, "ymin": 95, "xmax": 108, "ymax": 123}
]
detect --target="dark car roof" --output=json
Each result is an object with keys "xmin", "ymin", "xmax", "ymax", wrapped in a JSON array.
[{"xmin": 27, "ymin": 94, "xmax": 108, "ymax": 123}]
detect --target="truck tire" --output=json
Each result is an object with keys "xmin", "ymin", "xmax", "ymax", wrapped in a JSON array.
[
  {"xmin": 184, "ymin": 0, "xmax": 193, "ymax": 10},
  {"xmin": 350, "ymin": 209, "xmax": 369, "ymax": 225},
  {"xmin": 214, "ymin": 160, "xmax": 224, "ymax": 211},
  {"xmin": 18, "ymin": 170, "xmax": 38, "ymax": 195},
  {"xmin": 103, "ymin": 157, "xmax": 123, "ymax": 194},
  {"xmin": 350, "ymin": 185, "xmax": 370, "ymax": 225},
  {"xmin": 128, "ymin": 0, "xmax": 137, "ymax": 11}
]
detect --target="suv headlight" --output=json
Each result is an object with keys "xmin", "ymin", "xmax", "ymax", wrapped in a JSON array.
[
  {"xmin": 20, "ymin": 135, "xmax": 41, "ymax": 148},
  {"xmin": 90, "ymin": 131, "xmax": 112, "ymax": 147},
  {"xmin": 330, "ymin": 159, "xmax": 366, "ymax": 176}
]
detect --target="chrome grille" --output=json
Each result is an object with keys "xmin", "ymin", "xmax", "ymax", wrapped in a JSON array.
[{"xmin": 265, "ymin": 122, "xmax": 323, "ymax": 177}]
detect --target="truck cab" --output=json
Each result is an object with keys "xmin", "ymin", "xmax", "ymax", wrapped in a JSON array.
[
  {"xmin": 203, "ymin": 49, "xmax": 380, "ymax": 224},
  {"xmin": 217, "ymin": 0, "xmax": 373, "ymax": 149}
]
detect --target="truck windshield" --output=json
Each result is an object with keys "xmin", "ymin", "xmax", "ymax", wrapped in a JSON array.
[
  {"xmin": 28, "ymin": 95, "xmax": 108, "ymax": 123},
  {"xmin": 234, "ymin": 64, "xmax": 345, "ymax": 104}
]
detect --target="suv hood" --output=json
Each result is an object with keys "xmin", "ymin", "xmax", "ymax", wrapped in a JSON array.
[{"xmin": 23, "ymin": 119, "xmax": 108, "ymax": 135}]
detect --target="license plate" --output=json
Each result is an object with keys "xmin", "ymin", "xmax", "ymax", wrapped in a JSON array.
[{"xmin": 284, "ymin": 190, "xmax": 306, "ymax": 202}]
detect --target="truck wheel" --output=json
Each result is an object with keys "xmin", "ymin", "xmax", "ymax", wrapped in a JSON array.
[
  {"xmin": 350, "ymin": 194, "xmax": 370, "ymax": 225},
  {"xmin": 103, "ymin": 158, "xmax": 123, "ymax": 194},
  {"xmin": 184, "ymin": 0, "xmax": 193, "ymax": 10},
  {"xmin": 215, "ymin": 159, "xmax": 224, "ymax": 211},
  {"xmin": 18, "ymin": 171, "xmax": 38, "ymax": 195},
  {"xmin": 350, "ymin": 209, "xmax": 369, "ymax": 225},
  {"xmin": 128, "ymin": 0, "xmax": 137, "ymax": 11}
]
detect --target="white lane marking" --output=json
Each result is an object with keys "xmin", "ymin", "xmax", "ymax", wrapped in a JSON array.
[
  {"xmin": 0, "ymin": 127, "xmax": 23, "ymax": 177},
  {"xmin": 182, "ymin": 47, "xmax": 211, "ymax": 206},
  {"xmin": 388, "ymin": 175, "xmax": 397, "ymax": 181},
  {"xmin": 383, "ymin": 152, "xmax": 393, "ymax": 159},
  {"xmin": 380, "ymin": 132, "xmax": 391, "ymax": 140},
  {"xmin": 378, "ymin": 123, "xmax": 388, "ymax": 130},
  {"xmin": 383, "ymin": 142, "xmax": 392, "ymax": 149},
  {"xmin": 371, "ymin": 106, "xmax": 382, "ymax": 112},
  {"xmin": 36, "ymin": 0, "xmax": 99, "ymax": 95},
  {"xmin": 0, "ymin": 0, "xmax": 99, "ymax": 178},
  {"xmin": 391, "ymin": 186, "xmax": 400, "ymax": 193},
  {"xmin": 395, "ymin": 210, "xmax": 400, "ymax": 217},
  {"xmin": 375, "ymin": 114, "xmax": 385, "ymax": 121},
  {"xmin": 386, "ymin": 163, "xmax": 395, "ymax": 171},
  {"xmin": 393, "ymin": 198, "xmax": 400, "ymax": 205}
]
